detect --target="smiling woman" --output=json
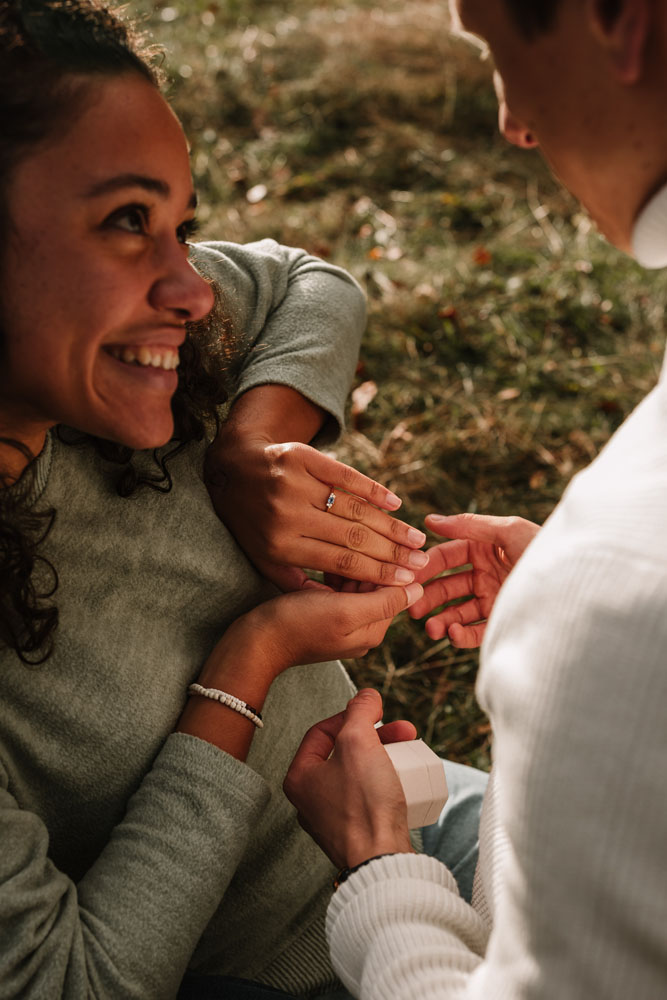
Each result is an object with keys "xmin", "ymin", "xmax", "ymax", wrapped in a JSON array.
[
  {"xmin": 0, "ymin": 2, "xmax": 438, "ymax": 998},
  {"xmin": 2, "ymin": 76, "xmax": 214, "ymax": 455}
]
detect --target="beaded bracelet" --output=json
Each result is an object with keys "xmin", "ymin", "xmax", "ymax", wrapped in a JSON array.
[
  {"xmin": 333, "ymin": 853, "xmax": 399, "ymax": 890},
  {"xmin": 187, "ymin": 683, "xmax": 264, "ymax": 729}
]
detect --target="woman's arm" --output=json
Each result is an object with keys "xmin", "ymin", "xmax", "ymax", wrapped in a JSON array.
[
  {"xmin": 193, "ymin": 240, "xmax": 428, "ymax": 591},
  {"xmin": 0, "ymin": 738, "xmax": 269, "ymax": 998},
  {"xmin": 0, "ymin": 583, "xmax": 422, "ymax": 997},
  {"xmin": 190, "ymin": 239, "xmax": 366, "ymax": 445}
]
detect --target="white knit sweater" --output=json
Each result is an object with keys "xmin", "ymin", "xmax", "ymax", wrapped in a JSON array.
[{"xmin": 327, "ymin": 351, "xmax": 667, "ymax": 998}]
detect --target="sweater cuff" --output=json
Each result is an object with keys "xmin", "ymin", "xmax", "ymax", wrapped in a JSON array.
[
  {"xmin": 326, "ymin": 854, "xmax": 488, "ymax": 998},
  {"xmin": 331, "ymin": 852, "xmax": 458, "ymax": 912}
]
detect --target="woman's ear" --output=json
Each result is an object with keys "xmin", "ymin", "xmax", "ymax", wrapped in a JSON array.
[{"xmin": 586, "ymin": 0, "xmax": 651, "ymax": 84}]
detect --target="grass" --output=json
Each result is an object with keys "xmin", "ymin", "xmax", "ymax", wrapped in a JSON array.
[{"xmin": 139, "ymin": 0, "xmax": 667, "ymax": 770}]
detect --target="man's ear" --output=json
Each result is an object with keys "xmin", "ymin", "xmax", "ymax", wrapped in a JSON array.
[{"xmin": 586, "ymin": 0, "xmax": 651, "ymax": 83}]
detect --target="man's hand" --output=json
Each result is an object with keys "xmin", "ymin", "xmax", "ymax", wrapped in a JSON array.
[
  {"xmin": 409, "ymin": 513, "xmax": 540, "ymax": 647},
  {"xmin": 284, "ymin": 689, "xmax": 415, "ymax": 869}
]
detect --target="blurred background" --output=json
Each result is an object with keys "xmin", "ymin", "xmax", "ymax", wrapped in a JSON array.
[{"xmin": 140, "ymin": 0, "xmax": 667, "ymax": 769}]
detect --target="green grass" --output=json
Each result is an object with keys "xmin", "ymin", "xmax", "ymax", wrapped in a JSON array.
[{"xmin": 140, "ymin": 0, "xmax": 667, "ymax": 769}]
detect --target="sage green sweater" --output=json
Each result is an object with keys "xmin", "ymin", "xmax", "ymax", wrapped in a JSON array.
[{"xmin": 0, "ymin": 240, "xmax": 365, "ymax": 998}]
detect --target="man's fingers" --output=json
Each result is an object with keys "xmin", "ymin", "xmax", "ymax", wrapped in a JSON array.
[
  {"xmin": 408, "ymin": 570, "xmax": 475, "ymax": 619},
  {"xmin": 288, "ymin": 709, "xmax": 347, "ymax": 771},
  {"xmin": 306, "ymin": 450, "xmax": 403, "ymax": 512},
  {"xmin": 426, "ymin": 513, "xmax": 539, "ymax": 562},
  {"xmin": 377, "ymin": 720, "xmax": 417, "ymax": 744},
  {"xmin": 343, "ymin": 688, "xmax": 385, "ymax": 726},
  {"xmin": 426, "ymin": 512, "xmax": 512, "ymax": 545},
  {"xmin": 424, "ymin": 596, "xmax": 484, "ymax": 639},
  {"xmin": 448, "ymin": 621, "xmax": 487, "ymax": 648},
  {"xmin": 411, "ymin": 538, "xmax": 471, "ymax": 584}
]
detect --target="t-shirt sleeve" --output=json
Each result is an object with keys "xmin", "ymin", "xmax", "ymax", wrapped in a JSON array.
[
  {"xmin": 190, "ymin": 239, "xmax": 367, "ymax": 446},
  {"xmin": 0, "ymin": 733, "xmax": 270, "ymax": 998}
]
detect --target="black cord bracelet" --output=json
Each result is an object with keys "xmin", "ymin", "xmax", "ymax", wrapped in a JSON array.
[{"xmin": 333, "ymin": 853, "xmax": 399, "ymax": 891}]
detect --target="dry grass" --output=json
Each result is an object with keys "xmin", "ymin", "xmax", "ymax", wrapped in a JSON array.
[{"xmin": 141, "ymin": 0, "xmax": 667, "ymax": 769}]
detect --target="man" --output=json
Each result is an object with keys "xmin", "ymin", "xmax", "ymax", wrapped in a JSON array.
[{"xmin": 283, "ymin": 1, "xmax": 667, "ymax": 996}]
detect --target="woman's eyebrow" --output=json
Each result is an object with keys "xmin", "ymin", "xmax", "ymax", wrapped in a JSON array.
[{"xmin": 83, "ymin": 173, "xmax": 197, "ymax": 209}]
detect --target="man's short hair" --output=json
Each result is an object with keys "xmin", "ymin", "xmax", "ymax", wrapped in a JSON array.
[{"xmin": 504, "ymin": 0, "xmax": 622, "ymax": 39}]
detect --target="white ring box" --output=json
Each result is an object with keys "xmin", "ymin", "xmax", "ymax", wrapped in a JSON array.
[{"xmin": 384, "ymin": 739, "xmax": 448, "ymax": 828}]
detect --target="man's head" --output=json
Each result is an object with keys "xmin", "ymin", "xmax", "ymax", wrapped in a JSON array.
[{"xmin": 450, "ymin": 0, "xmax": 667, "ymax": 256}]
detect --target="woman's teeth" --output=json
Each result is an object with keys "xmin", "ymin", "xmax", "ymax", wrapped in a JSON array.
[{"xmin": 107, "ymin": 346, "xmax": 179, "ymax": 370}]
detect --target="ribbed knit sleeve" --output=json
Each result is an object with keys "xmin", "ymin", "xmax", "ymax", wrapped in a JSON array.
[
  {"xmin": 0, "ymin": 733, "xmax": 270, "ymax": 998},
  {"xmin": 327, "ymin": 854, "xmax": 489, "ymax": 999},
  {"xmin": 191, "ymin": 239, "xmax": 366, "ymax": 445}
]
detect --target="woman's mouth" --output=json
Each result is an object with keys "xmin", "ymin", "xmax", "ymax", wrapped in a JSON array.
[{"xmin": 104, "ymin": 345, "xmax": 180, "ymax": 371}]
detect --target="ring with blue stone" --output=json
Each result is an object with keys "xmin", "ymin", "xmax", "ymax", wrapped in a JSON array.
[{"xmin": 325, "ymin": 489, "xmax": 336, "ymax": 512}]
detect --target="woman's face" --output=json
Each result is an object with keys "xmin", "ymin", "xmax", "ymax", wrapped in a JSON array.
[{"xmin": 0, "ymin": 73, "xmax": 214, "ymax": 457}]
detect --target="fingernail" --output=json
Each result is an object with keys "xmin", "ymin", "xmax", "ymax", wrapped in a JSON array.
[
  {"xmin": 426, "ymin": 513, "xmax": 448, "ymax": 523},
  {"xmin": 385, "ymin": 491, "xmax": 402, "ymax": 510},
  {"xmin": 405, "ymin": 582, "xmax": 423, "ymax": 604},
  {"xmin": 408, "ymin": 550, "xmax": 429, "ymax": 568},
  {"xmin": 408, "ymin": 528, "xmax": 426, "ymax": 546},
  {"xmin": 394, "ymin": 568, "xmax": 414, "ymax": 583}
]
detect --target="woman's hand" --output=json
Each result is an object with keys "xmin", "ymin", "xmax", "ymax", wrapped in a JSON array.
[
  {"xmin": 284, "ymin": 689, "xmax": 415, "ymax": 869},
  {"xmin": 178, "ymin": 583, "xmax": 422, "ymax": 761},
  {"xmin": 409, "ymin": 513, "xmax": 540, "ymax": 647},
  {"xmin": 202, "ymin": 580, "xmax": 424, "ymax": 689},
  {"xmin": 205, "ymin": 437, "xmax": 428, "ymax": 592}
]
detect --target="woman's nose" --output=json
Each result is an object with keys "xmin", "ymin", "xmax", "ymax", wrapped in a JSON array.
[{"xmin": 149, "ymin": 247, "xmax": 215, "ymax": 321}]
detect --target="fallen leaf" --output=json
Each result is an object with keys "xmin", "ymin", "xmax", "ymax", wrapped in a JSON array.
[
  {"xmin": 351, "ymin": 381, "xmax": 378, "ymax": 416},
  {"xmin": 472, "ymin": 246, "xmax": 492, "ymax": 266}
]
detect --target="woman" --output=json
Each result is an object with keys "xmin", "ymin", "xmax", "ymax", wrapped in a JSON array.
[{"xmin": 0, "ymin": 2, "xmax": 428, "ymax": 996}]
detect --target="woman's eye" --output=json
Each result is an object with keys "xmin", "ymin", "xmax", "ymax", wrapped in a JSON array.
[
  {"xmin": 105, "ymin": 204, "xmax": 149, "ymax": 234},
  {"xmin": 177, "ymin": 217, "xmax": 200, "ymax": 244}
]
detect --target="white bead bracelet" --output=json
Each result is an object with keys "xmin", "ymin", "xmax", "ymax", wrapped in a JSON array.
[{"xmin": 187, "ymin": 683, "xmax": 264, "ymax": 729}]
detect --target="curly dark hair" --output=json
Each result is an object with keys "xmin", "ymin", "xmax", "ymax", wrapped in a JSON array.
[{"xmin": 0, "ymin": 1, "xmax": 232, "ymax": 664}]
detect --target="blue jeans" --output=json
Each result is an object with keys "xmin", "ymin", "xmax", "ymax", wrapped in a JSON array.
[{"xmin": 179, "ymin": 759, "xmax": 488, "ymax": 1000}]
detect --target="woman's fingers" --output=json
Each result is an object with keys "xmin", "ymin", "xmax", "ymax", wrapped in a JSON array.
[
  {"xmin": 315, "ymin": 487, "xmax": 426, "ymax": 551},
  {"xmin": 305, "ymin": 450, "xmax": 403, "ymax": 512},
  {"xmin": 305, "ymin": 505, "xmax": 428, "ymax": 571},
  {"xmin": 295, "ymin": 537, "xmax": 422, "ymax": 586},
  {"xmin": 346, "ymin": 582, "xmax": 423, "ymax": 628}
]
